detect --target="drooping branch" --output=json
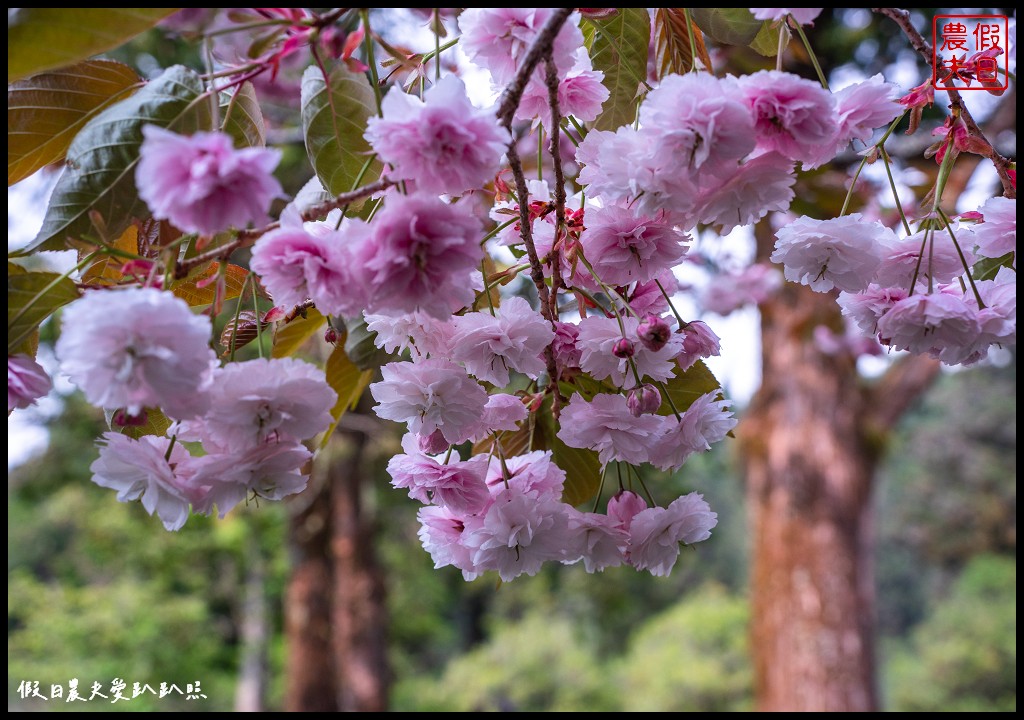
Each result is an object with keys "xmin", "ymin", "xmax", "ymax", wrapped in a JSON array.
[
  {"xmin": 174, "ymin": 177, "xmax": 394, "ymax": 278},
  {"xmin": 544, "ymin": 55, "xmax": 568, "ymax": 325},
  {"xmin": 872, "ymin": 7, "xmax": 1016, "ymax": 199}
]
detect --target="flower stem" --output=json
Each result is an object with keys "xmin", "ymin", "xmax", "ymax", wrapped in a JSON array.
[
  {"xmin": 792, "ymin": 18, "xmax": 828, "ymax": 89},
  {"xmin": 879, "ymin": 147, "xmax": 912, "ymax": 236},
  {"xmin": 937, "ymin": 207, "xmax": 986, "ymax": 309}
]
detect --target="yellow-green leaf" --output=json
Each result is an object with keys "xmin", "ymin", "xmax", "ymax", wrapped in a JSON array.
[
  {"xmin": 28, "ymin": 65, "xmax": 212, "ymax": 254},
  {"xmin": 343, "ymin": 314, "xmax": 395, "ymax": 371},
  {"xmin": 749, "ymin": 20, "xmax": 783, "ymax": 57},
  {"xmin": 106, "ymin": 406, "xmax": 173, "ymax": 440},
  {"xmin": 8, "ymin": 8, "xmax": 179, "ymax": 83},
  {"xmin": 300, "ymin": 64, "xmax": 381, "ymax": 196},
  {"xmin": 320, "ymin": 345, "xmax": 374, "ymax": 447},
  {"xmin": 271, "ymin": 308, "xmax": 326, "ymax": 358},
  {"xmin": 171, "ymin": 262, "xmax": 250, "ymax": 307},
  {"xmin": 8, "ymin": 267, "xmax": 81, "ymax": 353},
  {"xmin": 81, "ymin": 224, "xmax": 140, "ymax": 286},
  {"xmin": 586, "ymin": 8, "xmax": 650, "ymax": 131},
  {"xmin": 221, "ymin": 81, "xmax": 266, "ymax": 148},
  {"xmin": 8, "ymin": 59, "xmax": 142, "ymax": 186},
  {"xmin": 660, "ymin": 360, "xmax": 722, "ymax": 416}
]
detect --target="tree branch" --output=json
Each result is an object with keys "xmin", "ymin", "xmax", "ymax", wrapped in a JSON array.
[
  {"xmin": 872, "ymin": 7, "xmax": 1016, "ymax": 199},
  {"xmin": 495, "ymin": 8, "xmax": 575, "ymax": 126},
  {"xmin": 865, "ymin": 353, "xmax": 941, "ymax": 431},
  {"xmin": 174, "ymin": 177, "xmax": 394, "ymax": 279}
]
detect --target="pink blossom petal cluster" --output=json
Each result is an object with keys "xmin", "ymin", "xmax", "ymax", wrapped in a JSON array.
[{"xmin": 8, "ymin": 354, "xmax": 52, "ymax": 412}]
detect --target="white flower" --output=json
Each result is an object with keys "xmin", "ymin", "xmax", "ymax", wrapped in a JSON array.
[{"xmin": 772, "ymin": 214, "xmax": 893, "ymax": 293}]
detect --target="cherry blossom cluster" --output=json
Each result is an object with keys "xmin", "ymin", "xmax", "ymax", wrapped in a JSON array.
[
  {"xmin": 9, "ymin": 7, "xmax": 1015, "ymax": 580},
  {"xmin": 772, "ymin": 197, "xmax": 1016, "ymax": 365}
]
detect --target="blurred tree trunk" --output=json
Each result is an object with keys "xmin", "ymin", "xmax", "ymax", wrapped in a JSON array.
[
  {"xmin": 741, "ymin": 226, "xmax": 940, "ymax": 711},
  {"xmin": 331, "ymin": 434, "xmax": 390, "ymax": 712},
  {"xmin": 234, "ymin": 549, "xmax": 268, "ymax": 712},
  {"xmin": 284, "ymin": 417, "xmax": 390, "ymax": 712}
]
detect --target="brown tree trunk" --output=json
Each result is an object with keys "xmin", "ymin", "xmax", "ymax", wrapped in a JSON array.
[
  {"xmin": 741, "ymin": 251, "xmax": 940, "ymax": 711},
  {"xmin": 284, "ymin": 480, "xmax": 338, "ymax": 712},
  {"xmin": 741, "ymin": 280, "xmax": 880, "ymax": 711},
  {"xmin": 331, "ymin": 435, "xmax": 390, "ymax": 712},
  {"xmin": 234, "ymin": 548, "xmax": 269, "ymax": 712}
]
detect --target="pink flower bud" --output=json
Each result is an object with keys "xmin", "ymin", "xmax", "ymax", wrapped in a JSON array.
[
  {"xmin": 627, "ymin": 384, "xmax": 662, "ymax": 417},
  {"xmin": 607, "ymin": 490, "xmax": 648, "ymax": 531},
  {"xmin": 612, "ymin": 338, "xmax": 636, "ymax": 359},
  {"xmin": 113, "ymin": 409, "xmax": 148, "ymax": 427},
  {"xmin": 324, "ymin": 327, "xmax": 339, "ymax": 344},
  {"xmin": 636, "ymin": 313, "xmax": 671, "ymax": 352},
  {"xmin": 418, "ymin": 429, "xmax": 449, "ymax": 456}
]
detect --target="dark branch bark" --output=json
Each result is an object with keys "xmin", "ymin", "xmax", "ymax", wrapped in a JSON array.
[{"xmin": 495, "ymin": 8, "xmax": 575, "ymax": 126}]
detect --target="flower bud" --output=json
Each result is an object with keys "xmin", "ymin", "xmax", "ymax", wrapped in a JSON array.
[
  {"xmin": 626, "ymin": 384, "xmax": 661, "ymax": 417},
  {"xmin": 637, "ymin": 313, "xmax": 671, "ymax": 352},
  {"xmin": 324, "ymin": 327, "xmax": 339, "ymax": 344},
  {"xmin": 113, "ymin": 409, "xmax": 148, "ymax": 427},
  {"xmin": 607, "ymin": 490, "xmax": 648, "ymax": 531},
  {"xmin": 612, "ymin": 338, "xmax": 636, "ymax": 359},
  {"xmin": 418, "ymin": 429, "xmax": 449, "ymax": 456}
]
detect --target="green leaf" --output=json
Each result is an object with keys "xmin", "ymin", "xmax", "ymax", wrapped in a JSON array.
[
  {"xmin": 586, "ymin": 8, "xmax": 650, "ymax": 131},
  {"xmin": 8, "ymin": 59, "xmax": 142, "ymax": 186},
  {"xmin": 690, "ymin": 8, "xmax": 763, "ymax": 46},
  {"xmin": 320, "ymin": 345, "xmax": 374, "ymax": 447},
  {"xmin": 28, "ymin": 65, "xmax": 211, "ymax": 255},
  {"xmin": 660, "ymin": 360, "xmax": 722, "ymax": 416},
  {"xmin": 553, "ymin": 437, "xmax": 602, "ymax": 507},
  {"xmin": 271, "ymin": 308, "xmax": 325, "ymax": 358},
  {"xmin": 749, "ymin": 20, "xmax": 782, "ymax": 57},
  {"xmin": 972, "ymin": 252, "xmax": 1014, "ymax": 282},
  {"xmin": 7, "ymin": 8, "xmax": 180, "ymax": 83},
  {"xmin": 221, "ymin": 81, "xmax": 266, "ymax": 148},
  {"xmin": 343, "ymin": 314, "xmax": 395, "ymax": 371},
  {"xmin": 300, "ymin": 64, "xmax": 380, "ymax": 196},
  {"xmin": 8, "ymin": 266, "xmax": 81, "ymax": 353},
  {"xmin": 105, "ymin": 407, "xmax": 173, "ymax": 440}
]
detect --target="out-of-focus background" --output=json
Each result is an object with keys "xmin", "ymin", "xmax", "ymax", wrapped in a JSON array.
[{"xmin": 8, "ymin": 7, "xmax": 1016, "ymax": 712}]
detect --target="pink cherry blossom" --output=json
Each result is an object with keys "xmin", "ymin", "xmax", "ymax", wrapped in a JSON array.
[
  {"xmin": 963, "ymin": 267, "xmax": 1016, "ymax": 363},
  {"xmin": 557, "ymin": 392, "xmax": 664, "ymax": 465},
  {"xmin": 55, "ymin": 288, "xmax": 215, "ymax": 418},
  {"xmin": 564, "ymin": 509, "xmax": 628, "ymax": 572},
  {"xmin": 676, "ymin": 321, "xmax": 722, "ymax": 372},
  {"xmin": 741, "ymin": 70, "xmax": 838, "ymax": 168},
  {"xmin": 451, "ymin": 296, "xmax": 555, "ymax": 386},
  {"xmin": 628, "ymin": 271, "xmax": 679, "ymax": 317},
  {"xmin": 874, "ymin": 230, "xmax": 971, "ymax": 289},
  {"xmin": 458, "ymin": 8, "xmax": 583, "ymax": 85},
  {"xmin": 876, "ymin": 292, "xmax": 981, "ymax": 365},
  {"xmin": 463, "ymin": 488, "xmax": 571, "ymax": 582},
  {"xmin": 365, "ymin": 311, "xmax": 455, "ymax": 358},
  {"xmin": 771, "ymin": 214, "xmax": 893, "ymax": 293},
  {"xmin": 179, "ymin": 357, "xmax": 336, "ymax": 451},
  {"xmin": 582, "ymin": 205, "xmax": 688, "ymax": 285},
  {"xmin": 970, "ymin": 196, "xmax": 1016, "ymax": 259},
  {"xmin": 8, "ymin": 354, "xmax": 52, "ymax": 412},
  {"xmin": 694, "ymin": 152, "xmax": 797, "ymax": 233},
  {"xmin": 749, "ymin": 8, "xmax": 823, "ymax": 24},
  {"xmin": 627, "ymin": 384, "xmax": 662, "ymax": 417},
  {"xmin": 90, "ymin": 432, "xmax": 193, "ymax": 531},
  {"xmin": 136, "ymin": 125, "xmax": 282, "ymax": 236},
  {"xmin": 370, "ymin": 359, "xmax": 489, "ymax": 443},
  {"xmin": 838, "ymin": 284, "xmax": 910, "ymax": 335},
  {"xmin": 577, "ymin": 315, "xmax": 682, "ymax": 389},
  {"xmin": 355, "ymin": 193, "xmax": 485, "ymax": 318},
  {"xmin": 627, "ymin": 493, "xmax": 718, "ymax": 576},
  {"xmin": 365, "ymin": 75, "xmax": 509, "ymax": 196},
  {"xmin": 640, "ymin": 72, "xmax": 756, "ymax": 179},
  {"xmin": 388, "ymin": 436, "xmax": 491, "ymax": 513},
  {"xmin": 483, "ymin": 450, "xmax": 566, "ymax": 500},
  {"xmin": 250, "ymin": 220, "xmax": 366, "ymax": 316},
  {"xmin": 186, "ymin": 442, "xmax": 312, "ymax": 518},
  {"xmin": 648, "ymin": 392, "xmax": 737, "ymax": 471},
  {"xmin": 417, "ymin": 506, "xmax": 481, "ymax": 580},
  {"xmin": 551, "ymin": 321, "xmax": 582, "ymax": 372},
  {"xmin": 833, "ymin": 75, "xmax": 902, "ymax": 146},
  {"xmin": 637, "ymin": 314, "xmax": 672, "ymax": 352},
  {"xmin": 475, "ymin": 393, "xmax": 529, "ymax": 439}
]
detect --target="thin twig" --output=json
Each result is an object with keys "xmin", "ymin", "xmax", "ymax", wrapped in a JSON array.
[
  {"xmin": 495, "ymin": 8, "xmax": 574, "ymax": 126},
  {"xmin": 174, "ymin": 177, "xmax": 394, "ymax": 278},
  {"xmin": 872, "ymin": 8, "xmax": 1016, "ymax": 199},
  {"xmin": 544, "ymin": 56, "xmax": 567, "ymax": 323}
]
